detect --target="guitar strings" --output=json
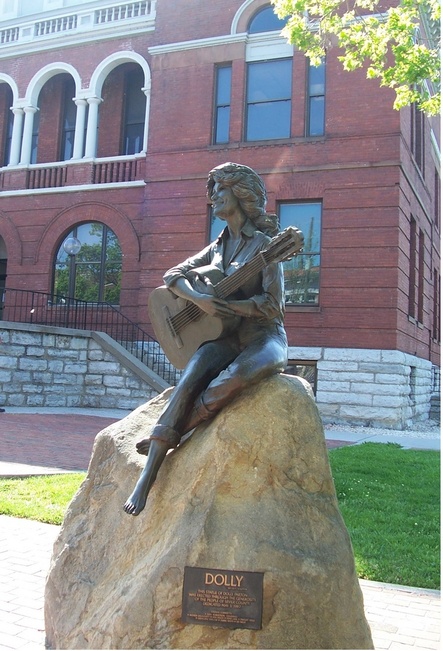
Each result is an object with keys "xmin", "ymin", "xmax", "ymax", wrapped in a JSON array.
[
  {"xmin": 168, "ymin": 256, "xmax": 266, "ymax": 333},
  {"xmin": 167, "ymin": 237, "xmax": 296, "ymax": 335}
]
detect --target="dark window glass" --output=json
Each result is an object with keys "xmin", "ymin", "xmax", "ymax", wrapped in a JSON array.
[
  {"xmin": 433, "ymin": 269, "xmax": 440, "ymax": 342},
  {"xmin": 307, "ymin": 60, "xmax": 325, "ymax": 136},
  {"xmin": 122, "ymin": 67, "xmax": 145, "ymax": 155},
  {"xmin": 248, "ymin": 6, "xmax": 286, "ymax": 33},
  {"xmin": 214, "ymin": 65, "xmax": 232, "ymax": 144},
  {"xmin": 53, "ymin": 222, "xmax": 122, "ymax": 304},
  {"xmin": 418, "ymin": 229, "xmax": 425, "ymax": 323},
  {"xmin": 434, "ymin": 168, "xmax": 440, "ymax": 230},
  {"xmin": 411, "ymin": 103, "xmax": 425, "ymax": 174},
  {"xmin": 30, "ymin": 109, "xmax": 40, "ymax": 164},
  {"xmin": 246, "ymin": 59, "xmax": 292, "ymax": 141},
  {"xmin": 124, "ymin": 123, "xmax": 143, "ymax": 155},
  {"xmin": 408, "ymin": 217, "xmax": 417, "ymax": 318},
  {"xmin": 3, "ymin": 87, "xmax": 13, "ymax": 166},
  {"xmin": 104, "ymin": 227, "xmax": 123, "ymax": 304},
  {"xmin": 279, "ymin": 202, "xmax": 321, "ymax": 305},
  {"xmin": 60, "ymin": 78, "xmax": 76, "ymax": 161}
]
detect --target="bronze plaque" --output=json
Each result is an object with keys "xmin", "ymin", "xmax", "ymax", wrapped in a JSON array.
[{"xmin": 182, "ymin": 566, "xmax": 263, "ymax": 630}]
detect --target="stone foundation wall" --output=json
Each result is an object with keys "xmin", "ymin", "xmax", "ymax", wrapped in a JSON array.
[
  {"xmin": 0, "ymin": 322, "xmax": 436, "ymax": 429},
  {"xmin": 0, "ymin": 323, "xmax": 166, "ymax": 411},
  {"xmin": 289, "ymin": 346, "xmax": 433, "ymax": 429}
]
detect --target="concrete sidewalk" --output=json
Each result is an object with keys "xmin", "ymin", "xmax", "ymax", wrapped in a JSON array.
[
  {"xmin": 0, "ymin": 514, "xmax": 440, "ymax": 651},
  {"xmin": 325, "ymin": 425, "xmax": 441, "ymax": 451}
]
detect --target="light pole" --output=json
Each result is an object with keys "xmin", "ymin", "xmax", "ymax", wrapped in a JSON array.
[
  {"xmin": 62, "ymin": 236, "xmax": 81, "ymax": 327},
  {"xmin": 62, "ymin": 236, "xmax": 82, "ymax": 299}
]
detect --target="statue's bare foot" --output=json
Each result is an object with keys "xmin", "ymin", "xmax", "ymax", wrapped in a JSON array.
[
  {"xmin": 136, "ymin": 438, "xmax": 151, "ymax": 455},
  {"xmin": 124, "ymin": 439, "xmax": 169, "ymax": 516},
  {"xmin": 123, "ymin": 474, "xmax": 153, "ymax": 516},
  {"xmin": 123, "ymin": 468, "xmax": 157, "ymax": 515}
]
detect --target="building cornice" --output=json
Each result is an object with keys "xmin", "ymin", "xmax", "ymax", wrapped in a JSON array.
[
  {"xmin": 148, "ymin": 32, "xmax": 247, "ymax": 56},
  {"xmin": 0, "ymin": 180, "xmax": 145, "ymax": 198},
  {"xmin": 148, "ymin": 31, "xmax": 291, "ymax": 57}
]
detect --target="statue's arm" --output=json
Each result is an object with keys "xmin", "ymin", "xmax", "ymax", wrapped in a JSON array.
[
  {"xmin": 167, "ymin": 276, "xmax": 234, "ymax": 318},
  {"xmin": 224, "ymin": 298, "xmax": 263, "ymax": 318},
  {"xmin": 163, "ymin": 250, "xmax": 210, "ymax": 287},
  {"xmin": 226, "ymin": 261, "xmax": 285, "ymax": 321}
]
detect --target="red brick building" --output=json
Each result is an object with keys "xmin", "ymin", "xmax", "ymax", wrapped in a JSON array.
[{"xmin": 0, "ymin": 0, "xmax": 440, "ymax": 427}]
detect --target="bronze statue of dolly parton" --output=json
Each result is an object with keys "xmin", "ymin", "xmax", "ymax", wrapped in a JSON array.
[{"xmin": 124, "ymin": 162, "xmax": 303, "ymax": 515}]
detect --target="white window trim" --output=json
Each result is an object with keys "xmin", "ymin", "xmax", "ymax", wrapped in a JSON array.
[{"xmin": 246, "ymin": 31, "xmax": 293, "ymax": 62}]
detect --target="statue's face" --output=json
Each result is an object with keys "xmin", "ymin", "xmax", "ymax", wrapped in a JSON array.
[{"xmin": 211, "ymin": 182, "xmax": 239, "ymax": 221}]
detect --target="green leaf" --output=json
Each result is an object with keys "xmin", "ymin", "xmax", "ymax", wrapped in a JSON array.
[{"xmin": 271, "ymin": 0, "xmax": 441, "ymax": 115}]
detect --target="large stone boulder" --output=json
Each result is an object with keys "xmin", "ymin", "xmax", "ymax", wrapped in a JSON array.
[{"xmin": 45, "ymin": 374, "xmax": 373, "ymax": 650}]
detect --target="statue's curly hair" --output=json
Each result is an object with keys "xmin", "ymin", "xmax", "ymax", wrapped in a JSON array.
[{"xmin": 207, "ymin": 162, "xmax": 279, "ymax": 236}]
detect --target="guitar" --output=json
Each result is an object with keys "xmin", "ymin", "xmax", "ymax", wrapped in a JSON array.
[{"xmin": 148, "ymin": 226, "xmax": 303, "ymax": 369}]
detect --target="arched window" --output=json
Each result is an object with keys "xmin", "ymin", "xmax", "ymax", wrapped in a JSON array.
[
  {"xmin": 248, "ymin": 5, "xmax": 286, "ymax": 33},
  {"xmin": 53, "ymin": 222, "xmax": 122, "ymax": 304}
]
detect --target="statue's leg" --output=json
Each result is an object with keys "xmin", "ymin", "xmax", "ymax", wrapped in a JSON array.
[
  {"xmin": 123, "ymin": 439, "xmax": 170, "ymax": 516},
  {"xmin": 136, "ymin": 338, "xmax": 240, "ymax": 455},
  {"xmin": 187, "ymin": 332, "xmax": 288, "ymax": 424},
  {"xmin": 124, "ymin": 339, "xmax": 240, "ymax": 515}
]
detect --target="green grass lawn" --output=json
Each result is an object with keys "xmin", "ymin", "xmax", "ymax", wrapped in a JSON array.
[
  {"xmin": 329, "ymin": 443, "xmax": 440, "ymax": 589},
  {"xmin": 0, "ymin": 443, "xmax": 440, "ymax": 588},
  {"xmin": 0, "ymin": 473, "xmax": 85, "ymax": 525}
]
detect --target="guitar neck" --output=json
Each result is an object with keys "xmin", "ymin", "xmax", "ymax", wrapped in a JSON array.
[
  {"xmin": 214, "ymin": 252, "xmax": 268, "ymax": 299},
  {"xmin": 166, "ymin": 251, "xmax": 270, "ymax": 337}
]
